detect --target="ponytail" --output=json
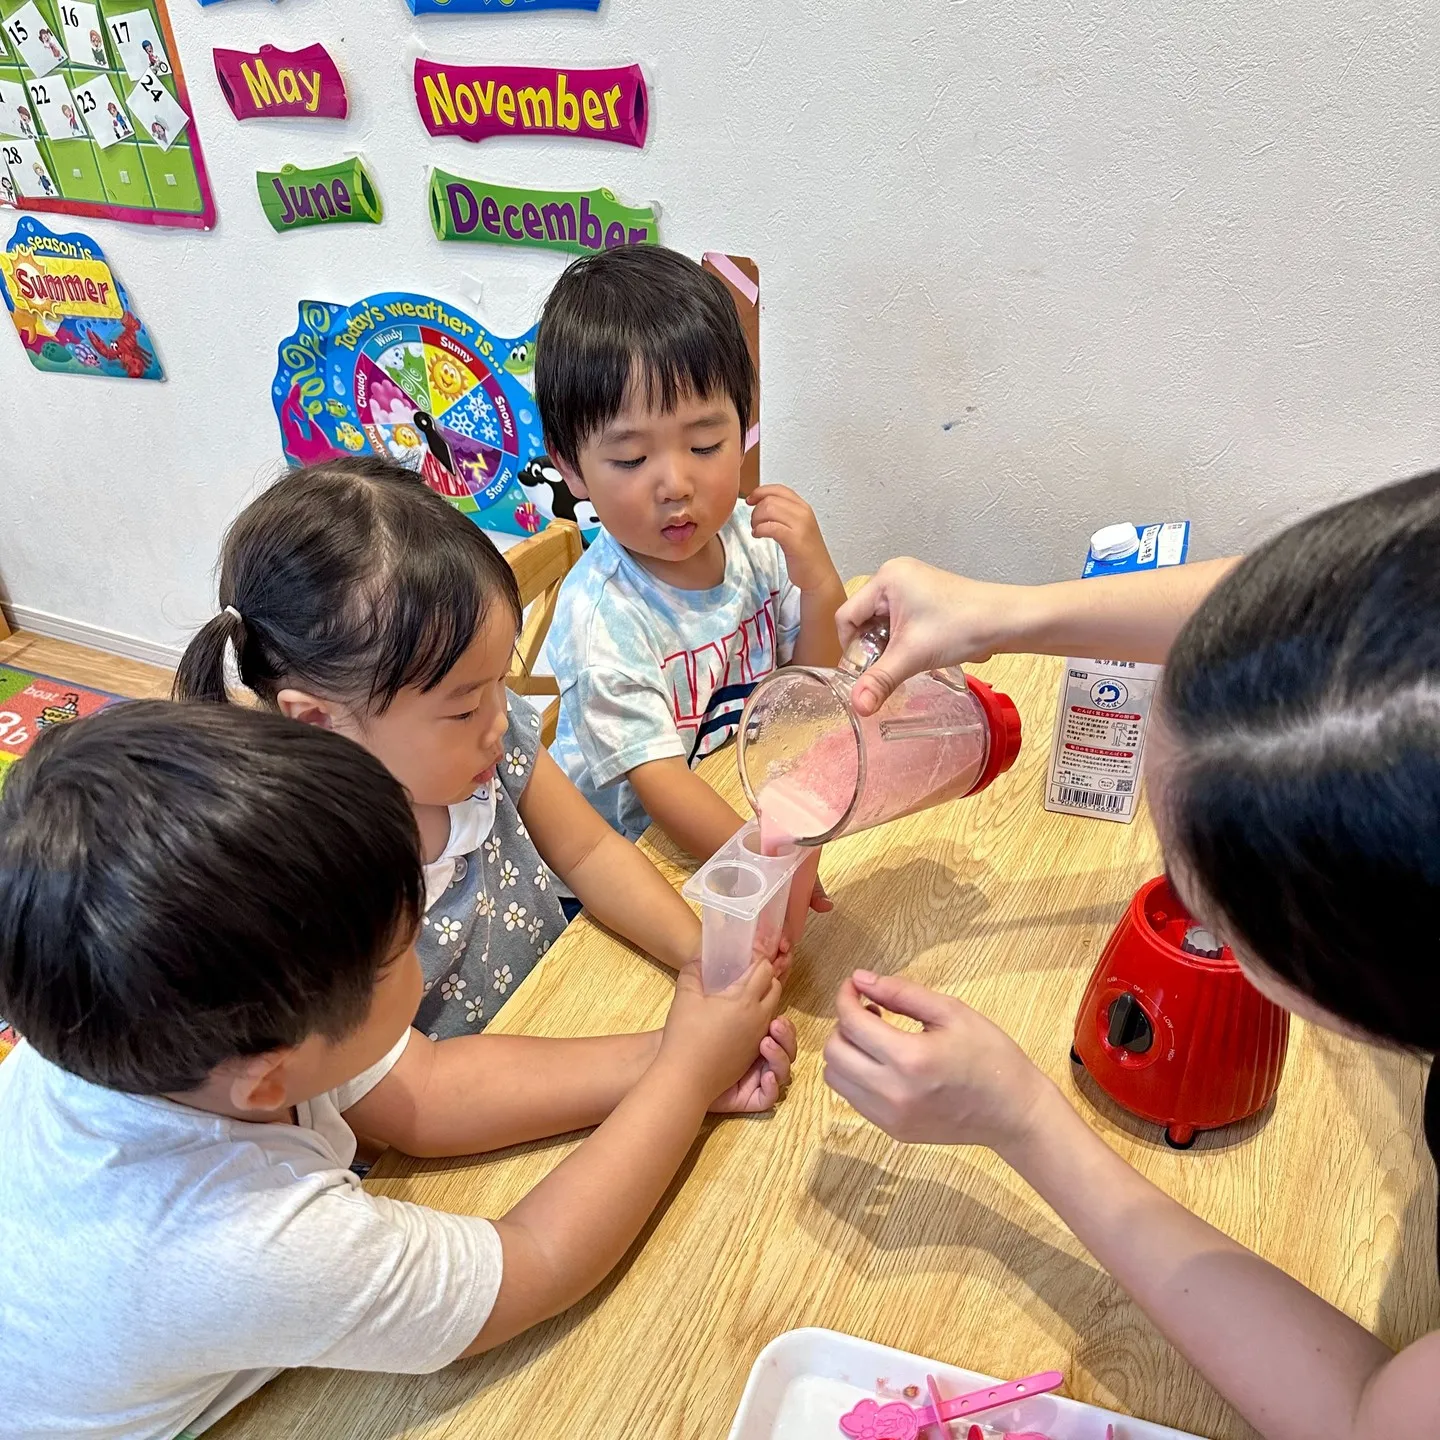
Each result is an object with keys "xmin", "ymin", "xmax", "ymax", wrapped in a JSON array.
[
  {"xmin": 176, "ymin": 457, "xmax": 521, "ymax": 713},
  {"xmin": 173, "ymin": 610, "xmax": 240, "ymax": 705}
]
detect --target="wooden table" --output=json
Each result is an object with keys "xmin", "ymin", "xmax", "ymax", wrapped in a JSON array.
[{"xmin": 216, "ymin": 651, "xmax": 1435, "ymax": 1440}]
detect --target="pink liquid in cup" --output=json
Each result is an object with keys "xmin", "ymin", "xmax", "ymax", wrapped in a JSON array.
[{"xmin": 756, "ymin": 788, "xmax": 828, "ymax": 949}]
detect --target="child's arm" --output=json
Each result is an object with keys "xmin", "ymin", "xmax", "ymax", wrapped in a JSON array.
[
  {"xmin": 837, "ymin": 555, "xmax": 1240, "ymax": 716},
  {"xmin": 344, "ymin": 1027, "xmax": 660, "ymax": 1156},
  {"xmin": 748, "ymin": 485, "xmax": 846, "ymax": 668},
  {"xmin": 345, "ymin": 1004, "xmax": 796, "ymax": 1157},
  {"xmin": 519, "ymin": 745, "xmax": 704, "ymax": 969},
  {"xmin": 461, "ymin": 958, "xmax": 786, "ymax": 1352},
  {"xmin": 824, "ymin": 972, "xmax": 1440, "ymax": 1440},
  {"xmin": 628, "ymin": 755, "xmax": 750, "ymax": 863}
]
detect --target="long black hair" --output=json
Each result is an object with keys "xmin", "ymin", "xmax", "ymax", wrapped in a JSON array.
[
  {"xmin": 1161, "ymin": 467, "xmax": 1440, "ymax": 1051},
  {"xmin": 175, "ymin": 457, "xmax": 522, "ymax": 712}
]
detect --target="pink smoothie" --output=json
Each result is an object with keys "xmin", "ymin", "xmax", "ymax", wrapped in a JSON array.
[{"xmin": 755, "ymin": 782, "xmax": 832, "ymax": 950}]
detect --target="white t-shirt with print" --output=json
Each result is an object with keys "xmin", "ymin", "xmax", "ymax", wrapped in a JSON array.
[
  {"xmin": 0, "ymin": 1031, "xmax": 503, "ymax": 1438},
  {"xmin": 547, "ymin": 508, "xmax": 802, "ymax": 838}
]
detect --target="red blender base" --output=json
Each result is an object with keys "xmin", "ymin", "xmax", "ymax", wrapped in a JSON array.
[{"xmin": 1070, "ymin": 876, "xmax": 1290, "ymax": 1149}]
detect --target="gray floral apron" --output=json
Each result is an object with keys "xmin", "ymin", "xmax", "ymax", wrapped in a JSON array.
[{"xmin": 413, "ymin": 699, "xmax": 567, "ymax": 1039}]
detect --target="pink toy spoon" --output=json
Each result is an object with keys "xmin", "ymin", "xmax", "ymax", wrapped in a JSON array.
[{"xmin": 838, "ymin": 1370, "xmax": 1065, "ymax": 1439}]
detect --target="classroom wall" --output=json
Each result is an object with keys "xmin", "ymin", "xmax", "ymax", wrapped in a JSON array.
[{"xmin": 2, "ymin": 0, "xmax": 1438, "ymax": 656}]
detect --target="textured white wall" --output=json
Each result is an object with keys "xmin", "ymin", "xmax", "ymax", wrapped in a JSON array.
[{"xmin": 2, "ymin": 0, "xmax": 1438, "ymax": 651}]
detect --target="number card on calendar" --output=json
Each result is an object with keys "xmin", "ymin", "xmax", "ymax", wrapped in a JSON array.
[
  {"xmin": 59, "ymin": 1, "xmax": 107, "ymax": 70},
  {"xmin": 4, "ymin": 2, "xmax": 67, "ymax": 77},
  {"xmin": 126, "ymin": 69, "xmax": 186, "ymax": 150},
  {"xmin": 3, "ymin": 138, "xmax": 57, "ymax": 199},
  {"xmin": 0, "ymin": 77, "xmax": 28, "ymax": 138},
  {"xmin": 27, "ymin": 75, "xmax": 86, "ymax": 141},
  {"xmin": 71, "ymin": 74, "xmax": 131, "ymax": 148},
  {"xmin": 106, "ymin": 10, "xmax": 170, "ymax": 81}
]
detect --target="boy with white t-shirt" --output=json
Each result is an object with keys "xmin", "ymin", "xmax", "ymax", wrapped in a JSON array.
[
  {"xmin": 0, "ymin": 702, "xmax": 788, "ymax": 1438},
  {"xmin": 539, "ymin": 246, "xmax": 849, "ymax": 855}
]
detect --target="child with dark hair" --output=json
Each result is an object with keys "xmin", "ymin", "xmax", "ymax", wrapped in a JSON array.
[
  {"xmin": 175, "ymin": 458, "xmax": 778, "ymax": 1041},
  {"xmin": 0, "ymin": 702, "xmax": 790, "ymax": 1436},
  {"xmin": 536, "ymin": 246, "xmax": 849, "ymax": 862},
  {"xmin": 825, "ymin": 468, "xmax": 1440, "ymax": 1437}
]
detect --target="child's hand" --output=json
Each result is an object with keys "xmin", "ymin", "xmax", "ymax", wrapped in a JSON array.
[
  {"xmin": 823, "ymin": 970, "xmax": 1055, "ymax": 1152},
  {"xmin": 772, "ymin": 934, "xmax": 795, "ymax": 983},
  {"xmin": 708, "ymin": 1016, "xmax": 798, "ymax": 1114},
  {"xmin": 659, "ymin": 957, "xmax": 784, "ymax": 1104},
  {"xmin": 748, "ymin": 485, "xmax": 840, "ymax": 593},
  {"xmin": 810, "ymin": 876, "xmax": 834, "ymax": 914}
]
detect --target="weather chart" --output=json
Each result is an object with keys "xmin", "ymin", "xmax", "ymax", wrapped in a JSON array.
[
  {"xmin": 272, "ymin": 292, "xmax": 597, "ymax": 541},
  {"xmin": 0, "ymin": 0, "xmax": 214, "ymax": 228}
]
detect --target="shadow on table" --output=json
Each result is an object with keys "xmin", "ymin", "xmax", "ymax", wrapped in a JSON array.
[
  {"xmin": 1066, "ymin": 1058, "xmax": 1283, "ymax": 1154},
  {"xmin": 787, "ymin": 850, "xmax": 1131, "ymax": 1021},
  {"xmin": 802, "ymin": 1146, "xmax": 1117, "ymax": 1350}
]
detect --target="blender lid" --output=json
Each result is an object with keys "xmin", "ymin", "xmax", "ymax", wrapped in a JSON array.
[{"xmin": 964, "ymin": 675, "xmax": 1023, "ymax": 793}]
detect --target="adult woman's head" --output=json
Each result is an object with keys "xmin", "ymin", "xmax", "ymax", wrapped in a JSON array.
[
  {"xmin": 1150, "ymin": 468, "xmax": 1440, "ymax": 1049},
  {"xmin": 175, "ymin": 457, "xmax": 524, "ymax": 809}
]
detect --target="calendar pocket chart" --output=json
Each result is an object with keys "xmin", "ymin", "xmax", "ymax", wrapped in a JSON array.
[{"xmin": 0, "ymin": 0, "xmax": 214, "ymax": 228}]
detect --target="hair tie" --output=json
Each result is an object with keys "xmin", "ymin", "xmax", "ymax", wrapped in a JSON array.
[{"xmin": 222, "ymin": 605, "xmax": 243, "ymax": 623}]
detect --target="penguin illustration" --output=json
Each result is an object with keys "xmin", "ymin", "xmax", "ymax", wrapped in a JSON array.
[
  {"xmin": 411, "ymin": 410, "xmax": 455, "ymax": 475},
  {"xmin": 518, "ymin": 457, "xmax": 599, "ymax": 541}
]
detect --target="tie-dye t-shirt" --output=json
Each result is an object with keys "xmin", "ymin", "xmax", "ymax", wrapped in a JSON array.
[{"xmin": 546, "ymin": 509, "xmax": 801, "ymax": 839}]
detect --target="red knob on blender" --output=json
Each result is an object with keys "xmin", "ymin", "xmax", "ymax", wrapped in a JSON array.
[{"xmin": 963, "ymin": 676, "xmax": 1023, "ymax": 795}]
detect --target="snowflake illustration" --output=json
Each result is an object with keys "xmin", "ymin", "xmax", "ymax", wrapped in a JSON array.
[
  {"xmin": 475, "ymin": 891, "xmax": 496, "ymax": 918},
  {"xmin": 492, "ymin": 963, "xmax": 514, "ymax": 994},
  {"xmin": 499, "ymin": 859, "xmax": 520, "ymax": 888},
  {"xmin": 439, "ymin": 972, "xmax": 467, "ymax": 1001},
  {"xmin": 443, "ymin": 408, "xmax": 478, "ymax": 439},
  {"xmin": 480, "ymin": 417, "xmax": 499, "ymax": 443},
  {"xmin": 533, "ymin": 865, "xmax": 549, "ymax": 891},
  {"xmin": 505, "ymin": 748, "xmax": 528, "ymax": 777},
  {"xmin": 434, "ymin": 917, "xmax": 463, "ymax": 946},
  {"xmin": 464, "ymin": 996, "xmax": 485, "ymax": 1024},
  {"xmin": 503, "ymin": 902, "xmax": 527, "ymax": 931},
  {"xmin": 484, "ymin": 835, "xmax": 502, "ymax": 863}
]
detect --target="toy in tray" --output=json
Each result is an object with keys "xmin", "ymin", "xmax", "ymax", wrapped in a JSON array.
[
  {"xmin": 0, "ymin": 0, "xmax": 215, "ymax": 229},
  {"xmin": 727, "ymin": 1329, "xmax": 1208, "ymax": 1440},
  {"xmin": 839, "ymin": 1371, "xmax": 1067, "ymax": 1439}
]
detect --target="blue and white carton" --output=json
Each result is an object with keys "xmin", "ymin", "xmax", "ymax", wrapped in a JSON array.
[{"xmin": 1044, "ymin": 522, "xmax": 1191, "ymax": 823}]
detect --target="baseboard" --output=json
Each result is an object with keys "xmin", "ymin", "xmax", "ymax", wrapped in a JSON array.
[{"xmin": 4, "ymin": 604, "xmax": 185, "ymax": 670}]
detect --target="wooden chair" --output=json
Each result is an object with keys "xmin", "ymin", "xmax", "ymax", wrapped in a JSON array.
[{"xmin": 503, "ymin": 520, "xmax": 584, "ymax": 747}]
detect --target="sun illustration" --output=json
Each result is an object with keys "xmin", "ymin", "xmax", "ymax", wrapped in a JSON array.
[
  {"xmin": 392, "ymin": 423, "xmax": 421, "ymax": 450},
  {"xmin": 427, "ymin": 353, "xmax": 467, "ymax": 404}
]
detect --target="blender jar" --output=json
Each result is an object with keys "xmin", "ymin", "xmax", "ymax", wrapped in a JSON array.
[{"xmin": 738, "ymin": 622, "xmax": 1022, "ymax": 845}]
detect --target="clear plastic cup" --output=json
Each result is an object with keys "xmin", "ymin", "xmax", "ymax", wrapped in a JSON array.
[{"xmin": 683, "ymin": 823, "xmax": 808, "ymax": 993}]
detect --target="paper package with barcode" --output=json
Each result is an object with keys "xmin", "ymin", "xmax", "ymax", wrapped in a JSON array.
[{"xmin": 1043, "ymin": 521, "xmax": 1190, "ymax": 825}]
